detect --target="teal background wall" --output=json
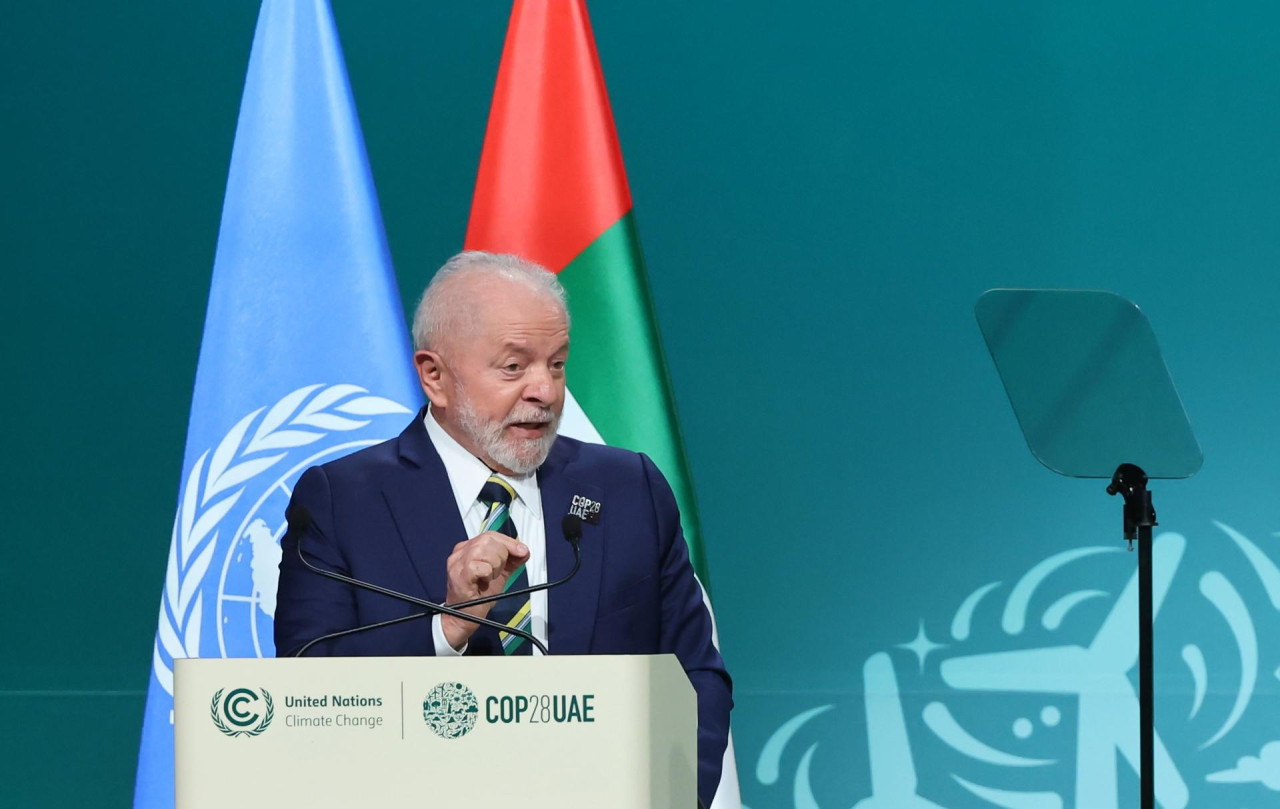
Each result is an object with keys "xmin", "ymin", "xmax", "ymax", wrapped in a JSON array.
[{"xmin": 5, "ymin": 1, "xmax": 1280, "ymax": 806}]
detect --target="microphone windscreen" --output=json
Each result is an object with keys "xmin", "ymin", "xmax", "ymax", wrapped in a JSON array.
[{"xmin": 561, "ymin": 513, "xmax": 583, "ymax": 542}]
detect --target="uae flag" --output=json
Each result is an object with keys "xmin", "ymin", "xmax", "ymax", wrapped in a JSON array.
[{"xmin": 464, "ymin": 2, "xmax": 741, "ymax": 805}]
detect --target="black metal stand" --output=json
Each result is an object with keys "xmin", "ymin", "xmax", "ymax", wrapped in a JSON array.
[{"xmin": 1107, "ymin": 463, "xmax": 1157, "ymax": 809}]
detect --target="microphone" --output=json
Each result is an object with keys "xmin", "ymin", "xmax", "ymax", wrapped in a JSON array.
[
  {"xmin": 284, "ymin": 506, "xmax": 542, "ymax": 656},
  {"xmin": 561, "ymin": 513, "xmax": 583, "ymax": 543},
  {"xmin": 286, "ymin": 506, "xmax": 586, "ymax": 657}
]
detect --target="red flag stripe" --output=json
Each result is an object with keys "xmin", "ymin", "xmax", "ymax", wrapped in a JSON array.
[{"xmin": 465, "ymin": 0, "xmax": 633, "ymax": 273}]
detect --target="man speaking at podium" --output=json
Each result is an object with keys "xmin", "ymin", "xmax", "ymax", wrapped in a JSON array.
[{"xmin": 275, "ymin": 251, "xmax": 732, "ymax": 805}]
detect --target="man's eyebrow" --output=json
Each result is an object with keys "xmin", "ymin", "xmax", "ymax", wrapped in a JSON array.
[{"xmin": 498, "ymin": 341, "xmax": 569, "ymax": 355}]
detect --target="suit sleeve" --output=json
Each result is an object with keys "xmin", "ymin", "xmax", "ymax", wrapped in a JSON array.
[
  {"xmin": 275, "ymin": 465, "xmax": 437, "ymax": 657},
  {"xmin": 640, "ymin": 454, "xmax": 733, "ymax": 807}
]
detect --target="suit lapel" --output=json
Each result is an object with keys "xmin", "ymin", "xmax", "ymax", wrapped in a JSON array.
[
  {"xmin": 379, "ymin": 415, "xmax": 604, "ymax": 655},
  {"xmin": 382, "ymin": 410, "xmax": 468, "ymax": 601},
  {"xmin": 539, "ymin": 440, "xmax": 604, "ymax": 654}
]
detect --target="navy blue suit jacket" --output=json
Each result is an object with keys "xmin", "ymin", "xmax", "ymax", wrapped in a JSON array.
[{"xmin": 275, "ymin": 412, "xmax": 732, "ymax": 804}]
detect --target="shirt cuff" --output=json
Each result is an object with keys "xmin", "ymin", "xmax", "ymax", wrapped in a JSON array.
[{"xmin": 431, "ymin": 614, "xmax": 467, "ymax": 656}]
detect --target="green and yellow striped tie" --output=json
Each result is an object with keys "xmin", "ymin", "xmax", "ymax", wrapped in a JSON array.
[{"xmin": 478, "ymin": 476, "xmax": 532, "ymax": 655}]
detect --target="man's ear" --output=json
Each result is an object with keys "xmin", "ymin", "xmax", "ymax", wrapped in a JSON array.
[{"xmin": 414, "ymin": 350, "xmax": 449, "ymax": 407}]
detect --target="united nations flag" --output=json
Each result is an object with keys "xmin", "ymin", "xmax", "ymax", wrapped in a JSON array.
[{"xmin": 132, "ymin": 2, "xmax": 422, "ymax": 805}]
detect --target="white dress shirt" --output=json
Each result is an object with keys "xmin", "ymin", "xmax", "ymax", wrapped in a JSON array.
[{"xmin": 424, "ymin": 409, "xmax": 549, "ymax": 656}]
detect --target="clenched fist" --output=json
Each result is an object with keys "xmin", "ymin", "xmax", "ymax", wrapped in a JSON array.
[{"xmin": 440, "ymin": 531, "xmax": 530, "ymax": 650}]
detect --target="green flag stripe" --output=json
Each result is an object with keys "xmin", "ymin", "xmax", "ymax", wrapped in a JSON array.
[{"xmin": 557, "ymin": 212, "xmax": 710, "ymax": 589}]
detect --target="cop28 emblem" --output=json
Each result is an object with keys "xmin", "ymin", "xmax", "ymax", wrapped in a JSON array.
[
  {"xmin": 423, "ymin": 682, "xmax": 480, "ymax": 739},
  {"xmin": 751, "ymin": 523, "xmax": 1280, "ymax": 808},
  {"xmin": 151, "ymin": 384, "xmax": 412, "ymax": 701},
  {"xmin": 211, "ymin": 687, "xmax": 274, "ymax": 737}
]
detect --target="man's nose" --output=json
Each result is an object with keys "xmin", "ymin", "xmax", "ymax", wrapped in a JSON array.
[{"xmin": 522, "ymin": 365, "xmax": 556, "ymax": 403}]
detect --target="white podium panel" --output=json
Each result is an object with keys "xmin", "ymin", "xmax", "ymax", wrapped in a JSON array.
[{"xmin": 174, "ymin": 655, "xmax": 695, "ymax": 808}]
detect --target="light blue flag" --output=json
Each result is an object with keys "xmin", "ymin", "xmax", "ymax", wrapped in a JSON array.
[{"xmin": 133, "ymin": 2, "xmax": 422, "ymax": 804}]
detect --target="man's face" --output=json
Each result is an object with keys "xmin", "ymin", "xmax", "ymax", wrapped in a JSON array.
[{"xmin": 417, "ymin": 277, "xmax": 569, "ymax": 476}]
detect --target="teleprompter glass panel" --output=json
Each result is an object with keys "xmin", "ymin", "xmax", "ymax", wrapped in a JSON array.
[{"xmin": 975, "ymin": 289, "xmax": 1202, "ymax": 479}]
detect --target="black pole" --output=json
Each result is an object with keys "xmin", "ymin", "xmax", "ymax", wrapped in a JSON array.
[
  {"xmin": 1107, "ymin": 464, "xmax": 1157, "ymax": 809},
  {"xmin": 1138, "ymin": 517, "xmax": 1154, "ymax": 809}
]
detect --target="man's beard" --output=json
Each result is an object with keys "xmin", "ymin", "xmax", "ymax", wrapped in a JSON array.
[{"xmin": 455, "ymin": 386, "xmax": 560, "ymax": 476}]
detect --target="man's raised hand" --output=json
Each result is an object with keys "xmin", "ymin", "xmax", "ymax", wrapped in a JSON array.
[{"xmin": 440, "ymin": 532, "xmax": 530, "ymax": 650}]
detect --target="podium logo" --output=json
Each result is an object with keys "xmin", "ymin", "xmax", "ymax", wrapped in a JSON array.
[
  {"xmin": 210, "ymin": 687, "xmax": 274, "ymax": 737},
  {"xmin": 423, "ymin": 682, "xmax": 479, "ymax": 739}
]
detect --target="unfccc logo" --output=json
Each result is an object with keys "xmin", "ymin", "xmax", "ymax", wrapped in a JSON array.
[{"xmin": 210, "ymin": 687, "xmax": 274, "ymax": 737}]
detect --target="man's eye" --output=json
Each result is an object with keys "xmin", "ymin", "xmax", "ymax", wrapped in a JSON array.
[
  {"xmin": 503, "ymin": 363, "xmax": 521, "ymax": 373},
  {"xmin": 551, "ymin": 360, "xmax": 566, "ymax": 372}
]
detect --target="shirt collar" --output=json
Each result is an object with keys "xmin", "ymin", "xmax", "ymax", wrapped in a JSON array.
[{"xmin": 423, "ymin": 407, "xmax": 540, "ymax": 515}]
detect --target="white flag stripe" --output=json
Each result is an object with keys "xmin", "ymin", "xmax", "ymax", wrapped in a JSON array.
[{"xmin": 570, "ymin": 394, "xmax": 742, "ymax": 808}]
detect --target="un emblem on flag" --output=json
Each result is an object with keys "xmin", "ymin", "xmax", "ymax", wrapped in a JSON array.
[
  {"xmin": 423, "ymin": 682, "xmax": 480, "ymax": 740},
  {"xmin": 152, "ymin": 384, "xmax": 413, "ymax": 699}
]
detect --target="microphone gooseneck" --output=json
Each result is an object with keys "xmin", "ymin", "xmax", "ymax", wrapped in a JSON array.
[
  {"xmin": 287, "ymin": 506, "xmax": 545, "ymax": 657},
  {"xmin": 288, "ymin": 505, "xmax": 585, "ymax": 657}
]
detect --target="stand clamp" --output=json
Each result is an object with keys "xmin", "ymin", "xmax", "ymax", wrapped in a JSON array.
[{"xmin": 1107, "ymin": 463, "xmax": 1157, "ymax": 549}]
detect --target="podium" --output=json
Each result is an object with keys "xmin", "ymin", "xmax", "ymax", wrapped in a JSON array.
[{"xmin": 174, "ymin": 654, "xmax": 696, "ymax": 808}]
